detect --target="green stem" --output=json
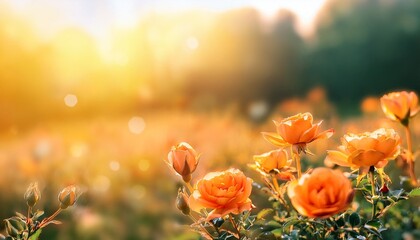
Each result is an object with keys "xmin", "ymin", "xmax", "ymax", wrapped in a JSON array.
[
  {"xmin": 272, "ymin": 177, "xmax": 280, "ymax": 193},
  {"xmin": 404, "ymin": 125, "xmax": 418, "ymax": 186},
  {"xmin": 369, "ymin": 168, "xmax": 376, "ymax": 220},
  {"xmin": 209, "ymin": 219, "xmax": 222, "ymax": 238},
  {"xmin": 27, "ymin": 206, "xmax": 32, "ymax": 237},
  {"xmin": 229, "ymin": 214, "xmax": 241, "ymax": 239},
  {"xmin": 27, "ymin": 206, "xmax": 32, "ymax": 224},
  {"xmin": 272, "ymin": 178, "xmax": 290, "ymax": 211},
  {"xmin": 189, "ymin": 215, "xmax": 214, "ymax": 239},
  {"xmin": 38, "ymin": 208, "xmax": 62, "ymax": 229},
  {"xmin": 185, "ymin": 182, "xmax": 195, "ymax": 195},
  {"xmin": 292, "ymin": 146, "xmax": 302, "ymax": 178}
]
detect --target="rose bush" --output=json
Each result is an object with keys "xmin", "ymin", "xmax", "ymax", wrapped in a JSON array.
[{"xmin": 166, "ymin": 92, "xmax": 420, "ymax": 239}]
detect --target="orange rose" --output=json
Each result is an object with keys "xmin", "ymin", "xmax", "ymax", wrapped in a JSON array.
[
  {"xmin": 326, "ymin": 128, "xmax": 400, "ymax": 173},
  {"xmin": 380, "ymin": 91, "xmax": 419, "ymax": 124},
  {"xmin": 287, "ymin": 168, "xmax": 354, "ymax": 218},
  {"xmin": 253, "ymin": 149, "xmax": 290, "ymax": 174},
  {"xmin": 189, "ymin": 168, "xmax": 253, "ymax": 220},
  {"xmin": 262, "ymin": 112, "xmax": 333, "ymax": 152},
  {"xmin": 167, "ymin": 142, "xmax": 199, "ymax": 182}
]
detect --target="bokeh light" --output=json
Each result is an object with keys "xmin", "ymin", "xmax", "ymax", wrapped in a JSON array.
[{"xmin": 0, "ymin": 0, "xmax": 419, "ymax": 239}]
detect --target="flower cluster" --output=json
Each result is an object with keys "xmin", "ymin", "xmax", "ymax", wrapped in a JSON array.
[{"xmin": 165, "ymin": 91, "xmax": 420, "ymax": 240}]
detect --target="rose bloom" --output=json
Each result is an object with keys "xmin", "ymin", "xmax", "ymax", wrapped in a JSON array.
[
  {"xmin": 254, "ymin": 149, "xmax": 290, "ymax": 174},
  {"xmin": 167, "ymin": 142, "xmax": 199, "ymax": 182},
  {"xmin": 262, "ymin": 112, "xmax": 333, "ymax": 152},
  {"xmin": 380, "ymin": 91, "xmax": 419, "ymax": 123},
  {"xmin": 189, "ymin": 168, "xmax": 253, "ymax": 220},
  {"xmin": 326, "ymin": 128, "xmax": 400, "ymax": 174},
  {"xmin": 287, "ymin": 168, "xmax": 354, "ymax": 218},
  {"xmin": 253, "ymin": 149, "xmax": 294, "ymax": 180}
]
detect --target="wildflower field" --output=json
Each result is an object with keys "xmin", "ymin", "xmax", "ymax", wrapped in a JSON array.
[{"xmin": 1, "ymin": 0, "xmax": 420, "ymax": 239}]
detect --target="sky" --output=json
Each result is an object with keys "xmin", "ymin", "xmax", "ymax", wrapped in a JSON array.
[{"xmin": 2, "ymin": 0, "xmax": 327, "ymax": 40}]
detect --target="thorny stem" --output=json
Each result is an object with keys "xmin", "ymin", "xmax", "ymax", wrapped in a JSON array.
[
  {"xmin": 209, "ymin": 219, "xmax": 222, "ymax": 237},
  {"xmin": 292, "ymin": 147, "xmax": 302, "ymax": 179},
  {"xmin": 189, "ymin": 215, "xmax": 214, "ymax": 239},
  {"xmin": 271, "ymin": 178, "xmax": 290, "ymax": 211},
  {"xmin": 272, "ymin": 177, "xmax": 280, "ymax": 193},
  {"xmin": 27, "ymin": 206, "xmax": 32, "ymax": 237},
  {"xmin": 27, "ymin": 206, "xmax": 32, "ymax": 224},
  {"xmin": 38, "ymin": 208, "xmax": 62, "ymax": 229},
  {"xmin": 369, "ymin": 168, "xmax": 376, "ymax": 220},
  {"xmin": 229, "ymin": 214, "xmax": 242, "ymax": 239},
  {"xmin": 404, "ymin": 125, "xmax": 418, "ymax": 186}
]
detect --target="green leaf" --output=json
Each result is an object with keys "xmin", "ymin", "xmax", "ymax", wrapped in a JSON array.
[
  {"xmin": 257, "ymin": 208, "xmax": 274, "ymax": 220},
  {"xmin": 408, "ymin": 188, "xmax": 420, "ymax": 197},
  {"xmin": 348, "ymin": 212, "xmax": 361, "ymax": 228},
  {"xmin": 365, "ymin": 220, "xmax": 381, "ymax": 230},
  {"xmin": 256, "ymin": 231, "xmax": 276, "ymax": 240},
  {"xmin": 32, "ymin": 211, "xmax": 44, "ymax": 221},
  {"xmin": 28, "ymin": 229, "xmax": 42, "ymax": 240},
  {"xmin": 265, "ymin": 220, "xmax": 282, "ymax": 230},
  {"xmin": 283, "ymin": 218, "xmax": 300, "ymax": 230},
  {"xmin": 271, "ymin": 228, "xmax": 283, "ymax": 237},
  {"xmin": 15, "ymin": 212, "xmax": 26, "ymax": 220}
]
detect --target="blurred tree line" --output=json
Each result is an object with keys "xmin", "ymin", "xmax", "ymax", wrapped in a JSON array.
[{"xmin": 1, "ymin": 0, "xmax": 420, "ymax": 129}]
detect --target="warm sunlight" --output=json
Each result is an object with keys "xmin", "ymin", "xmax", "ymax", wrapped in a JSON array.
[{"xmin": 1, "ymin": 0, "xmax": 419, "ymax": 239}]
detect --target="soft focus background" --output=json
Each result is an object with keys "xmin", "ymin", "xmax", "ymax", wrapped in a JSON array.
[{"xmin": 0, "ymin": 0, "xmax": 420, "ymax": 239}]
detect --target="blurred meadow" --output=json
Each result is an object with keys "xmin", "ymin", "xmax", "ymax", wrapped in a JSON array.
[{"xmin": 0, "ymin": 0, "xmax": 420, "ymax": 239}]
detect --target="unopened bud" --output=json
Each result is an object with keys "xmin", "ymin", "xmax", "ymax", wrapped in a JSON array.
[
  {"xmin": 4, "ymin": 217, "xmax": 25, "ymax": 237},
  {"xmin": 24, "ymin": 182, "xmax": 41, "ymax": 207},
  {"xmin": 380, "ymin": 183, "xmax": 389, "ymax": 194},
  {"xmin": 58, "ymin": 185, "xmax": 77, "ymax": 209},
  {"xmin": 176, "ymin": 188, "xmax": 190, "ymax": 215},
  {"xmin": 167, "ymin": 142, "xmax": 199, "ymax": 183}
]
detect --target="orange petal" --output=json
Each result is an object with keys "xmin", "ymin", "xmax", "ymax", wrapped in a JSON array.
[
  {"xmin": 314, "ymin": 128, "xmax": 334, "ymax": 141},
  {"xmin": 350, "ymin": 150, "xmax": 385, "ymax": 167},
  {"xmin": 262, "ymin": 132, "xmax": 290, "ymax": 147},
  {"xmin": 325, "ymin": 150, "xmax": 351, "ymax": 167}
]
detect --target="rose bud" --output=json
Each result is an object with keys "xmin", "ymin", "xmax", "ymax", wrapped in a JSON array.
[
  {"xmin": 380, "ymin": 183, "xmax": 389, "ymax": 194},
  {"xmin": 58, "ymin": 185, "xmax": 78, "ymax": 209},
  {"xmin": 4, "ymin": 217, "xmax": 25, "ymax": 238},
  {"xmin": 24, "ymin": 182, "xmax": 41, "ymax": 207},
  {"xmin": 175, "ymin": 188, "xmax": 190, "ymax": 215},
  {"xmin": 167, "ymin": 142, "xmax": 199, "ymax": 183}
]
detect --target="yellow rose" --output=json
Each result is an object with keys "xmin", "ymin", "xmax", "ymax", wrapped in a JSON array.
[
  {"xmin": 287, "ymin": 168, "xmax": 354, "ymax": 218},
  {"xmin": 262, "ymin": 112, "xmax": 333, "ymax": 152},
  {"xmin": 381, "ymin": 91, "xmax": 419, "ymax": 124},
  {"xmin": 326, "ymin": 128, "xmax": 400, "ymax": 173},
  {"xmin": 167, "ymin": 142, "xmax": 199, "ymax": 182},
  {"xmin": 189, "ymin": 168, "xmax": 253, "ymax": 220}
]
